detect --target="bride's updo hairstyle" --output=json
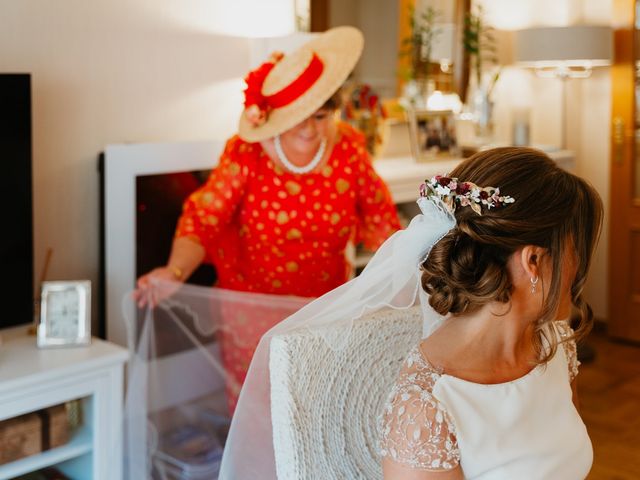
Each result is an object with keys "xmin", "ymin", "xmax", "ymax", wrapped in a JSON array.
[{"xmin": 421, "ymin": 147, "xmax": 603, "ymax": 363}]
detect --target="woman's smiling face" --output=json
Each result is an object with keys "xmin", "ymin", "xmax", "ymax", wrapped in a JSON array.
[{"xmin": 279, "ymin": 108, "xmax": 333, "ymax": 157}]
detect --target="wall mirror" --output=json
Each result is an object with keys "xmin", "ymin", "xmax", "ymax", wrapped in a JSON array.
[{"xmin": 307, "ymin": 0, "xmax": 470, "ymax": 102}]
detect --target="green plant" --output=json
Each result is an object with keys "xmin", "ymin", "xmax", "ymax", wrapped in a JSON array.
[
  {"xmin": 399, "ymin": 5, "xmax": 442, "ymax": 82},
  {"xmin": 463, "ymin": 4, "xmax": 499, "ymax": 92}
]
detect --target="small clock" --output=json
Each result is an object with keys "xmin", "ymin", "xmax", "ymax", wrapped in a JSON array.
[{"xmin": 37, "ymin": 280, "xmax": 91, "ymax": 348}]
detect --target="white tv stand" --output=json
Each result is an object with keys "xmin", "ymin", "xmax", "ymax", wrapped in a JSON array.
[{"xmin": 0, "ymin": 328, "xmax": 128, "ymax": 479}]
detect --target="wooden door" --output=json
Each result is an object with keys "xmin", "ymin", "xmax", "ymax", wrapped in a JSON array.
[
  {"xmin": 310, "ymin": 0, "xmax": 329, "ymax": 32},
  {"xmin": 609, "ymin": 0, "xmax": 640, "ymax": 340}
]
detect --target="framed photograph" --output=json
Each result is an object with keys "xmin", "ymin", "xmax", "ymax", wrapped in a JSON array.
[
  {"xmin": 407, "ymin": 109, "xmax": 459, "ymax": 161},
  {"xmin": 37, "ymin": 280, "xmax": 91, "ymax": 348}
]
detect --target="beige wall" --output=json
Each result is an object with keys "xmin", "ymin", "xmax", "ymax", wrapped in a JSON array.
[
  {"xmin": 0, "ymin": 0, "xmax": 294, "ymax": 326},
  {"xmin": 329, "ymin": 0, "xmax": 399, "ymax": 98}
]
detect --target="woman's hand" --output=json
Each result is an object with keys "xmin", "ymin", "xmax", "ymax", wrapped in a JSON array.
[
  {"xmin": 133, "ymin": 266, "xmax": 183, "ymax": 308},
  {"xmin": 134, "ymin": 236, "xmax": 206, "ymax": 308}
]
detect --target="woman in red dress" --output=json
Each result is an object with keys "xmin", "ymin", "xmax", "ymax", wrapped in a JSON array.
[{"xmin": 135, "ymin": 27, "xmax": 401, "ymax": 411}]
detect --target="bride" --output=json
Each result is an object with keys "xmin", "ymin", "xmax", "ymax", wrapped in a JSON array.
[{"xmin": 220, "ymin": 146, "xmax": 603, "ymax": 480}]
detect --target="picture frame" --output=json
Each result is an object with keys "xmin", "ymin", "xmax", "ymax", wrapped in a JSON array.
[
  {"xmin": 406, "ymin": 108, "xmax": 459, "ymax": 161},
  {"xmin": 37, "ymin": 280, "xmax": 91, "ymax": 348}
]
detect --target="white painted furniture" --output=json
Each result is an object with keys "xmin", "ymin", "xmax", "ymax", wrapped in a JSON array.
[
  {"xmin": 105, "ymin": 141, "xmax": 224, "ymax": 347},
  {"xmin": 0, "ymin": 329, "xmax": 128, "ymax": 480},
  {"xmin": 376, "ymin": 150, "xmax": 575, "ymax": 204}
]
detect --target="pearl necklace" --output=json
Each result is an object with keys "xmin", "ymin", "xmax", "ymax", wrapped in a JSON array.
[{"xmin": 274, "ymin": 135, "xmax": 327, "ymax": 175}]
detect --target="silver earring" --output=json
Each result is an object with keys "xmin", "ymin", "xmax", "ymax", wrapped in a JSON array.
[{"xmin": 530, "ymin": 276, "xmax": 539, "ymax": 294}]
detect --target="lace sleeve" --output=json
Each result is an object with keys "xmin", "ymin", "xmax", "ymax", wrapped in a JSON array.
[
  {"xmin": 379, "ymin": 348, "xmax": 460, "ymax": 471},
  {"xmin": 556, "ymin": 320, "xmax": 580, "ymax": 383}
]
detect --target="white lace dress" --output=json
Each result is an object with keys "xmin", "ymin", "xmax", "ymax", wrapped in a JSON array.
[{"xmin": 379, "ymin": 321, "xmax": 593, "ymax": 479}]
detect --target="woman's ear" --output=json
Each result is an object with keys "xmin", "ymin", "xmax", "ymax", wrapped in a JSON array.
[{"xmin": 520, "ymin": 245, "xmax": 545, "ymax": 279}]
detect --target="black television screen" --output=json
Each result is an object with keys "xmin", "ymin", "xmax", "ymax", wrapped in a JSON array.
[
  {"xmin": 135, "ymin": 170, "xmax": 216, "ymax": 287},
  {"xmin": 0, "ymin": 74, "xmax": 33, "ymax": 328}
]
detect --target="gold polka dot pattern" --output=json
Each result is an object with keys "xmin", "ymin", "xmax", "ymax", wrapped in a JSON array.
[{"xmin": 175, "ymin": 122, "xmax": 401, "ymax": 298}]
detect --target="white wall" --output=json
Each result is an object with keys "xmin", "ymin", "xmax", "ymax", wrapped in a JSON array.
[
  {"xmin": 480, "ymin": 0, "xmax": 612, "ymax": 320},
  {"xmin": 355, "ymin": 0, "xmax": 399, "ymax": 98},
  {"xmin": 0, "ymin": 0, "xmax": 295, "ymax": 327}
]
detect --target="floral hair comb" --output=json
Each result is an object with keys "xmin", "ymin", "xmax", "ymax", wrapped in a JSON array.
[{"xmin": 420, "ymin": 175, "xmax": 515, "ymax": 215}]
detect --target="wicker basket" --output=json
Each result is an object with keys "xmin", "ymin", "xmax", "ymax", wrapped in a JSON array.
[
  {"xmin": 39, "ymin": 404, "xmax": 70, "ymax": 450},
  {"xmin": 0, "ymin": 412, "xmax": 42, "ymax": 464}
]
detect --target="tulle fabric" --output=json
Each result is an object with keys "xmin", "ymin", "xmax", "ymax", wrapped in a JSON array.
[
  {"xmin": 122, "ymin": 284, "xmax": 311, "ymax": 479},
  {"xmin": 219, "ymin": 197, "xmax": 456, "ymax": 479},
  {"xmin": 121, "ymin": 197, "xmax": 455, "ymax": 479}
]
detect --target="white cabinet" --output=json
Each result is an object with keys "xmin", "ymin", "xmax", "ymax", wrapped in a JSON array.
[
  {"xmin": 375, "ymin": 150, "xmax": 576, "ymax": 204},
  {"xmin": 0, "ymin": 330, "xmax": 128, "ymax": 480}
]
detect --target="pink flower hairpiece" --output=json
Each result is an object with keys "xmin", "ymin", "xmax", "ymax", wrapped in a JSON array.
[
  {"xmin": 243, "ymin": 51, "xmax": 285, "ymax": 127},
  {"xmin": 420, "ymin": 175, "xmax": 515, "ymax": 215}
]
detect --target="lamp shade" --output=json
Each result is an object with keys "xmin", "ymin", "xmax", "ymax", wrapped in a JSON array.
[{"xmin": 515, "ymin": 25, "xmax": 612, "ymax": 67}]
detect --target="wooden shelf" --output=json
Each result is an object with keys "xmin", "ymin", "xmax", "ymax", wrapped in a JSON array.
[{"xmin": 0, "ymin": 426, "xmax": 92, "ymax": 480}]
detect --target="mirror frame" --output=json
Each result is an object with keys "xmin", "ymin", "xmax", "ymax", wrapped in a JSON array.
[{"xmin": 309, "ymin": 0, "xmax": 471, "ymax": 100}]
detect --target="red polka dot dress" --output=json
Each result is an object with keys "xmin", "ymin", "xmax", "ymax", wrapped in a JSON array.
[{"xmin": 175, "ymin": 122, "xmax": 401, "ymax": 410}]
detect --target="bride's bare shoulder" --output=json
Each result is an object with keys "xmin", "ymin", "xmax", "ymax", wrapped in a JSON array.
[{"xmin": 417, "ymin": 321, "xmax": 476, "ymax": 375}]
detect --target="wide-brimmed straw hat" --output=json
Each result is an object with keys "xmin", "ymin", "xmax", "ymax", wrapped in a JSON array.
[{"xmin": 238, "ymin": 26, "xmax": 364, "ymax": 143}]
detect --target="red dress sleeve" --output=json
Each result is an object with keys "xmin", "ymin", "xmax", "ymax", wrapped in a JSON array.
[
  {"xmin": 350, "ymin": 128, "xmax": 401, "ymax": 250},
  {"xmin": 175, "ymin": 136, "xmax": 254, "ymax": 263}
]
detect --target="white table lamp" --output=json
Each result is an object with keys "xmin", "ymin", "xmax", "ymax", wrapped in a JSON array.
[{"xmin": 514, "ymin": 25, "xmax": 612, "ymax": 148}]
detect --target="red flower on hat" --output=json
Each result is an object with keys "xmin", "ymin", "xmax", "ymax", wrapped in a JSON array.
[{"xmin": 243, "ymin": 51, "xmax": 284, "ymax": 127}]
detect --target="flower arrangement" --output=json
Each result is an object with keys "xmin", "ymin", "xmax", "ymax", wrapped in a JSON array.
[
  {"xmin": 342, "ymin": 84, "xmax": 388, "ymax": 157},
  {"xmin": 420, "ymin": 175, "xmax": 515, "ymax": 215},
  {"xmin": 243, "ymin": 52, "xmax": 285, "ymax": 127}
]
